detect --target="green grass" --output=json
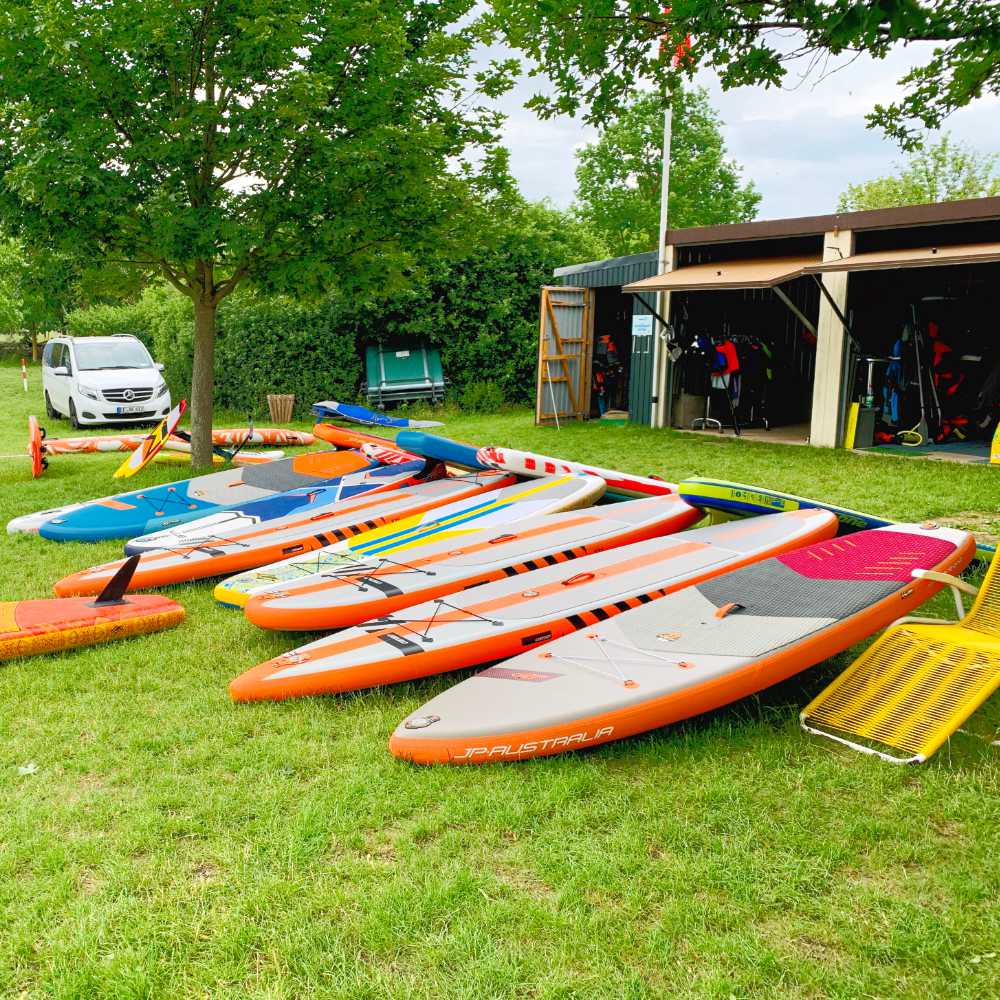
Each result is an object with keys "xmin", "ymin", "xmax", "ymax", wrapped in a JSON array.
[{"xmin": 2, "ymin": 360, "xmax": 999, "ymax": 1000}]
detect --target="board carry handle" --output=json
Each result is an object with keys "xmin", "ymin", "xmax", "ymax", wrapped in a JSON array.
[
  {"xmin": 714, "ymin": 602, "xmax": 745, "ymax": 619},
  {"xmin": 562, "ymin": 571, "xmax": 596, "ymax": 586},
  {"xmin": 911, "ymin": 568, "xmax": 978, "ymax": 619}
]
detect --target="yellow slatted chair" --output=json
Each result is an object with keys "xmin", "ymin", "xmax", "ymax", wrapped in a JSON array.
[{"xmin": 801, "ymin": 556, "xmax": 1000, "ymax": 763}]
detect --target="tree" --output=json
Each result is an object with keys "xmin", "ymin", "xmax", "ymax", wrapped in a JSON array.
[
  {"xmin": 0, "ymin": 2, "xmax": 512, "ymax": 464},
  {"xmin": 573, "ymin": 87, "xmax": 759, "ymax": 255},
  {"xmin": 838, "ymin": 134, "xmax": 1000, "ymax": 211},
  {"xmin": 0, "ymin": 239, "xmax": 76, "ymax": 358},
  {"xmin": 487, "ymin": 1, "xmax": 1000, "ymax": 147}
]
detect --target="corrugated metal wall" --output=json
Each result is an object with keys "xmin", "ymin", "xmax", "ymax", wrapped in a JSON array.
[{"xmin": 554, "ymin": 253, "xmax": 660, "ymax": 425}]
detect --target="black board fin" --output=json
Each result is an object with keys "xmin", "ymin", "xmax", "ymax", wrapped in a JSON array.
[{"xmin": 90, "ymin": 554, "xmax": 140, "ymax": 607}]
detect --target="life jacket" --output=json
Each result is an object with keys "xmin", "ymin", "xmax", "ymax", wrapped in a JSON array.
[{"xmin": 716, "ymin": 339, "xmax": 739, "ymax": 374}]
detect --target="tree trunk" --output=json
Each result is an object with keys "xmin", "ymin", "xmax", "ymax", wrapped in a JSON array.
[
  {"xmin": 30, "ymin": 325, "xmax": 39, "ymax": 362},
  {"xmin": 190, "ymin": 297, "xmax": 217, "ymax": 468}
]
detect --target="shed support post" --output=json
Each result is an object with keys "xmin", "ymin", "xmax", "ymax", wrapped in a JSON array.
[{"xmin": 809, "ymin": 229, "xmax": 855, "ymax": 447}]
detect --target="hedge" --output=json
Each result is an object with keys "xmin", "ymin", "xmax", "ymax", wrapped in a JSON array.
[{"xmin": 64, "ymin": 202, "xmax": 607, "ymax": 415}]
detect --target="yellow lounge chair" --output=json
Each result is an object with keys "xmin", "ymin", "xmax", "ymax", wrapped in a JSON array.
[{"xmin": 801, "ymin": 558, "xmax": 1000, "ymax": 763}]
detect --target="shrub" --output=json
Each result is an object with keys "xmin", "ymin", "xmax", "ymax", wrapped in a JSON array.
[
  {"xmin": 63, "ymin": 199, "xmax": 608, "ymax": 414},
  {"xmin": 459, "ymin": 380, "xmax": 505, "ymax": 413}
]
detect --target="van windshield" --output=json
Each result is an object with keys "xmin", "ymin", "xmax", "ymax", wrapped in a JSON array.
[{"xmin": 73, "ymin": 339, "xmax": 154, "ymax": 371}]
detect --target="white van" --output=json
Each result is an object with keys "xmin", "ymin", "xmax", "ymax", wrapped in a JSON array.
[{"xmin": 41, "ymin": 335, "xmax": 172, "ymax": 428}]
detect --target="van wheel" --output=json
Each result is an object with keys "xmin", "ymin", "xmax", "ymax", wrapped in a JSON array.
[
  {"xmin": 69, "ymin": 399, "xmax": 82, "ymax": 430},
  {"xmin": 44, "ymin": 391, "xmax": 57, "ymax": 419}
]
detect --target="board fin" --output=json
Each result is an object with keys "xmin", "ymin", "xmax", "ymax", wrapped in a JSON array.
[{"xmin": 90, "ymin": 554, "xmax": 140, "ymax": 607}]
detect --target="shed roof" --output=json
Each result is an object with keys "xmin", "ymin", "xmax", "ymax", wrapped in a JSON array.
[
  {"xmin": 802, "ymin": 241, "xmax": 1000, "ymax": 274},
  {"xmin": 665, "ymin": 196, "xmax": 1000, "ymax": 248},
  {"xmin": 622, "ymin": 254, "xmax": 820, "ymax": 293}
]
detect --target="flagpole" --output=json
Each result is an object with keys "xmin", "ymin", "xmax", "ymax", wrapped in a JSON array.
[{"xmin": 650, "ymin": 99, "xmax": 672, "ymax": 426}]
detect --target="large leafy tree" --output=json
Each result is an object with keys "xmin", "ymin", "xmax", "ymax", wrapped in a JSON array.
[
  {"xmin": 838, "ymin": 134, "xmax": 1000, "ymax": 211},
  {"xmin": 0, "ymin": 239, "xmax": 81, "ymax": 358},
  {"xmin": 0, "ymin": 1, "xmax": 511, "ymax": 463},
  {"xmin": 488, "ymin": 2, "xmax": 1000, "ymax": 146},
  {"xmin": 573, "ymin": 87, "xmax": 759, "ymax": 255}
]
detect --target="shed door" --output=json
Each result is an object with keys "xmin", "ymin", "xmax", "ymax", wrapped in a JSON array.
[
  {"xmin": 536, "ymin": 286, "xmax": 594, "ymax": 424},
  {"xmin": 628, "ymin": 302, "xmax": 655, "ymax": 426}
]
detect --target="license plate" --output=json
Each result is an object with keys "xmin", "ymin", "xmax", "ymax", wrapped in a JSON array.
[{"xmin": 116, "ymin": 404, "xmax": 147, "ymax": 414}]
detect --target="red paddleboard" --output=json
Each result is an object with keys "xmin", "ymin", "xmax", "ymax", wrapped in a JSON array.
[
  {"xmin": 477, "ymin": 446, "xmax": 675, "ymax": 497},
  {"xmin": 1, "ymin": 556, "xmax": 185, "ymax": 660}
]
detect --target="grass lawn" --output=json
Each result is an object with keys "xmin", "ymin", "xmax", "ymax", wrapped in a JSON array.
[{"xmin": 2, "ymin": 359, "xmax": 999, "ymax": 999}]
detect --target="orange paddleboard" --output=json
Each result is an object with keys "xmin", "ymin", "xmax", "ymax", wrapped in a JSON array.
[
  {"xmin": 229, "ymin": 508, "xmax": 838, "ymax": 703},
  {"xmin": 390, "ymin": 524, "xmax": 976, "ymax": 764}
]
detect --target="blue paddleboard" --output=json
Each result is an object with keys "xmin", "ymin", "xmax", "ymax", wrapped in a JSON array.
[
  {"xmin": 311, "ymin": 400, "xmax": 442, "ymax": 429},
  {"xmin": 124, "ymin": 460, "xmax": 425, "ymax": 555},
  {"xmin": 37, "ymin": 451, "xmax": 383, "ymax": 543},
  {"xmin": 394, "ymin": 432, "xmax": 489, "ymax": 471}
]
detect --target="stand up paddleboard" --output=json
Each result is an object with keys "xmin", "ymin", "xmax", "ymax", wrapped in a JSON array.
[
  {"xmin": 229, "ymin": 508, "xmax": 837, "ymax": 702},
  {"xmin": 37, "ymin": 449, "xmax": 379, "ymax": 542},
  {"xmin": 218, "ymin": 474, "xmax": 609, "ymax": 612},
  {"xmin": 312, "ymin": 424, "xmax": 396, "ymax": 451},
  {"xmin": 123, "ymin": 460, "xmax": 428, "ymax": 554},
  {"xmin": 239, "ymin": 493, "xmax": 696, "ymax": 630},
  {"xmin": 390, "ymin": 524, "xmax": 975, "ymax": 764},
  {"xmin": 395, "ymin": 432, "xmax": 489, "ymax": 471},
  {"xmin": 678, "ymin": 478, "xmax": 995, "ymax": 565},
  {"xmin": 0, "ymin": 556, "xmax": 185, "ymax": 661},
  {"xmin": 477, "ymin": 446, "xmax": 675, "ymax": 498},
  {"xmin": 40, "ymin": 428, "xmax": 314, "ymax": 454},
  {"xmin": 55, "ymin": 472, "xmax": 512, "ymax": 595},
  {"xmin": 312, "ymin": 401, "xmax": 442, "ymax": 429}
]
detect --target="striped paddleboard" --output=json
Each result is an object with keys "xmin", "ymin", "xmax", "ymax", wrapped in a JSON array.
[{"xmin": 228, "ymin": 507, "xmax": 837, "ymax": 702}]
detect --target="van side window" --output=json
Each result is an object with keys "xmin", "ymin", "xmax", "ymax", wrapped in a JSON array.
[
  {"xmin": 62, "ymin": 345, "xmax": 73, "ymax": 374},
  {"xmin": 49, "ymin": 343, "xmax": 62, "ymax": 369}
]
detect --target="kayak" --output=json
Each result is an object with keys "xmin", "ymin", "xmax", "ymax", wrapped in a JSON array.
[
  {"xmin": 37, "ymin": 449, "xmax": 380, "ymax": 543},
  {"xmin": 389, "ymin": 523, "xmax": 975, "ymax": 764},
  {"xmin": 678, "ymin": 478, "xmax": 996, "ymax": 565},
  {"xmin": 240, "ymin": 492, "xmax": 697, "ymax": 630},
  {"xmin": 218, "ymin": 473, "xmax": 609, "ymax": 611},
  {"xmin": 228, "ymin": 507, "xmax": 837, "ymax": 702},
  {"xmin": 476, "ymin": 445, "xmax": 675, "ymax": 497},
  {"xmin": 54, "ymin": 472, "xmax": 513, "ymax": 595}
]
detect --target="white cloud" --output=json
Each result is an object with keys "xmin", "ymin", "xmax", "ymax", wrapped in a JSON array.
[{"xmin": 489, "ymin": 39, "xmax": 1000, "ymax": 220}]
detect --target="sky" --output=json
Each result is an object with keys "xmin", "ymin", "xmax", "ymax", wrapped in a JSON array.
[{"xmin": 490, "ymin": 39, "xmax": 1000, "ymax": 221}]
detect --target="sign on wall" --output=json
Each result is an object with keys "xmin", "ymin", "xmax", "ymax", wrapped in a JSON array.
[{"xmin": 631, "ymin": 314, "xmax": 654, "ymax": 338}]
